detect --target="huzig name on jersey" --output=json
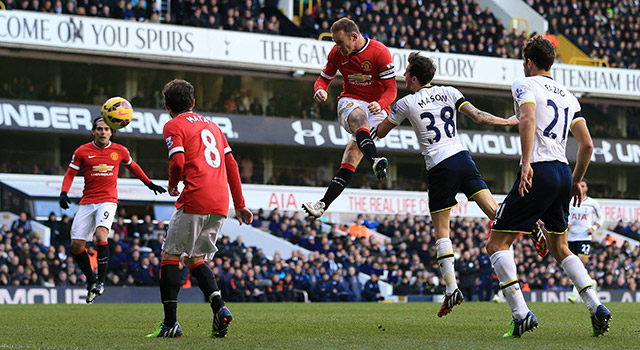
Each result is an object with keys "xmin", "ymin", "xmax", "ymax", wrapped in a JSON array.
[{"xmin": 0, "ymin": 102, "xmax": 237, "ymax": 139}]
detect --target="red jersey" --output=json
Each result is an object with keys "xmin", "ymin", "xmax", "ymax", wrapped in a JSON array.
[
  {"xmin": 68, "ymin": 141, "xmax": 134, "ymax": 204},
  {"xmin": 164, "ymin": 112, "xmax": 232, "ymax": 215},
  {"xmin": 315, "ymin": 38, "xmax": 397, "ymax": 112}
]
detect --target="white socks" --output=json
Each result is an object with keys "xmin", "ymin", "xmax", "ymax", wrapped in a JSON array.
[
  {"xmin": 562, "ymin": 255, "xmax": 600, "ymax": 315},
  {"xmin": 436, "ymin": 238, "xmax": 457, "ymax": 295},
  {"xmin": 490, "ymin": 250, "xmax": 530, "ymax": 320}
]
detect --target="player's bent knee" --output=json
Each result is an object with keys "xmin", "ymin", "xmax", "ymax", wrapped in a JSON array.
[
  {"xmin": 71, "ymin": 240, "xmax": 85, "ymax": 253},
  {"xmin": 348, "ymin": 108, "xmax": 369, "ymax": 129}
]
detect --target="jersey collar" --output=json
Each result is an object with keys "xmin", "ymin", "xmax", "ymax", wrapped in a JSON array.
[
  {"xmin": 352, "ymin": 37, "xmax": 370, "ymax": 55},
  {"xmin": 176, "ymin": 111, "xmax": 194, "ymax": 118},
  {"xmin": 540, "ymin": 74, "xmax": 554, "ymax": 80},
  {"xmin": 92, "ymin": 141, "xmax": 112, "ymax": 149}
]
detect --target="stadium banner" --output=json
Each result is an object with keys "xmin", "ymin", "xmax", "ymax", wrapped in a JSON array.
[
  {"xmin": 0, "ymin": 286, "xmax": 206, "ymax": 304},
  {"xmin": 523, "ymin": 290, "xmax": 640, "ymax": 303},
  {"xmin": 1, "ymin": 286, "xmax": 639, "ymax": 304},
  {"xmin": 5, "ymin": 173, "xmax": 640, "ymax": 221},
  {"xmin": 1, "ymin": 98, "xmax": 640, "ymax": 166},
  {"xmin": 1, "ymin": 11, "xmax": 640, "ymax": 99}
]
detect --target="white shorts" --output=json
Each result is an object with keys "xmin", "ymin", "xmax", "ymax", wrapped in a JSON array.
[
  {"xmin": 337, "ymin": 97, "xmax": 388, "ymax": 136},
  {"xmin": 70, "ymin": 202, "xmax": 117, "ymax": 241},
  {"xmin": 163, "ymin": 208, "xmax": 225, "ymax": 259}
]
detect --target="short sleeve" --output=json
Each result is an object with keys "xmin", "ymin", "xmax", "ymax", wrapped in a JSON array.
[
  {"xmin": 511, "ymin": 79, "xmax": 536, "ymax": 107},
  {"xmin": 570, "ymin": 95, "xmax": 586, "ymax": 131},
  {"xmin": 388, "ymin": 97, "xmax": 410, "ymax": 126},
  {"xmin": 446, "ymin": 87, "xmax": 467, "ymax": 111},
  {"xmin": 163, "ymin": 121, "xmax": 184, "ymax": 158}
]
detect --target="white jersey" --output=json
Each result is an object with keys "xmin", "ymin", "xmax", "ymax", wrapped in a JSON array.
[
  {"xmin": 512, "ymin": 76, "xmax": 584, "ymax": 164},
  {"xmin": 568, "ymin": 196, "xmax": 603, "ymax": 242},
  {"xmin": 389, "ymin": 85, "xmax": 467, "ymax": 170}
]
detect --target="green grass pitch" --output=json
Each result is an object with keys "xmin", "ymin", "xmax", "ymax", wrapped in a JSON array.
[{"xmin": 0, "ymin": 302, "xmax": 636, "ymax": 349}]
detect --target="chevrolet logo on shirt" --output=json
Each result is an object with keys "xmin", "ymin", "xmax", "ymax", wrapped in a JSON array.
[
  {"xmin": 92, "ymin": 164, "xmax": 114, "ymax": 172},
  {"xmin": 347, "ymin": 73, "xmax": 372, "ymax": 82}
]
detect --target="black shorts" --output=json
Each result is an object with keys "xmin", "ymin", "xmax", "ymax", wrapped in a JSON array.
[
  {"xmin": 492, "ymin": 161, "xmax": 572, "ymax": 234},
  {"xmin": 427, "ymin": 151, "xmax": 489, "ymax": 213},
  {"xmin": 569, "ymin": 240, "xmax": 592, "ymax": 256}
]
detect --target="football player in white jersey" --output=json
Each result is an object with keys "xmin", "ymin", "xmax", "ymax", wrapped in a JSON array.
[
  {"xmin": 487, "ymin": 35, "xmax": 611, "ymax": 338},
  {"xmin": 567, "ymin": 179, "xmax": 602, "ymax": 302},
  {"xmin": 375, "ymin": 52, "xmax": 518, "ymax": 317}
]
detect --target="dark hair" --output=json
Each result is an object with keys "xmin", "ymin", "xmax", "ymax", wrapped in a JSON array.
[
  {"xmin": 162, "ymin": 79, "xmax": 195, "ymax": 114},
  {"xmin": 330, "ymin": 17, "xmax": 360, "ymax": 35},
  {"xmin": 408, "ymin": 52, "xmax": 436, "ymax": 85},
  {"xmin": 92, "ymin": 117, "xmax": 115, "ymax": 136},
  {"xmin": 523, "ymin": 34, "xmax": 555, "ymax": 71}
]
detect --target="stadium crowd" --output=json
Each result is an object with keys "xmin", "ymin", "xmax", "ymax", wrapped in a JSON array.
[
  {"xmin": 527, "ymin": 0, "xmax": 640, "ymax": 69},
  {"xmin": 9, "ymin": 0, "xmax": 640, "ymax": 68},
  {"xmin": 5, "ymin": 0, "xmax": 640, "ymax": 143},
  {"xmin": 2, "ymin": 208, "xmax": 639, "ymax": 302}
]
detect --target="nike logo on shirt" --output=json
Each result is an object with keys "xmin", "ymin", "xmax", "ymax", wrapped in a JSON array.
[{"xmin": 88, "ymin": 155, "xmax": 96, "ymax": 158}]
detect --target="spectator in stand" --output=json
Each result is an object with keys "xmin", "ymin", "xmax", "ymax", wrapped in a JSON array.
[
  {"xmin": 12, "ymin": 212, "xmax": 33, "ymax": 236},
  {"xmin": 363, "ymin": 272, "xmax": 383, "ymax": 301}
]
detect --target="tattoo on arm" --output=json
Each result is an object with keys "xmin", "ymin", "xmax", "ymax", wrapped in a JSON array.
[{"xmin": 476, "ymin": 110, "xmax": 495, "ymax": 125}]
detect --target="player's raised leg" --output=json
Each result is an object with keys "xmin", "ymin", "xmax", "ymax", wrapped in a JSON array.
[
  {"xmin": 433, "ymin": 209, "xmax": 464, "ymax": 317},
  {"xmin": 487, "ymin": 231, "xmax": 538, "ymax": 338},
  {"xmin": 546, "ymin": 232, "xmax": 611, "ymax": 336},
  {"xmin": 303, "ymin": 141, "xmax": 362, "ymax": 218},
  {"xmin": 347, "ymin": 107, "xmax": 388, "ymax": 179}
]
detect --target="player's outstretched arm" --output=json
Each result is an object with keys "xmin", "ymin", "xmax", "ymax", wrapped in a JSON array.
[
  {"xmin": 373, "ymin": 118, "xmax": 397, "ymax": 139},
  {"xmin": 460, "ymin": 102, "xmax": 519, "ymax": 126},
  {"xmin": 569, "ymin": 119, "xmax": 594, "ymax": 207}
]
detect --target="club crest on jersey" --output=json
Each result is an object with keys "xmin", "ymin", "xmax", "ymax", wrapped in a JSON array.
[
  {"xmin": 110, "ymin": 152, "xmax": 119, "ymax": 161},
  {"xmin": 361, "ymin": 60, "xmax": 372, "ymax": 71},
  {"xmin": 92, "ymin": 164, "xmax": 114, "ymax": 172}
]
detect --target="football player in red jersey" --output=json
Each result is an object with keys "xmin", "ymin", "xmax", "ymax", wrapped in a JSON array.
[
  {"xmin": 59, "ymin": 117, "xmax": 166, "ymax": 303},
  {"xmin": 302, "ymin": 17, "xmax": 397, "ymax": 218},
  {"xmin": 147, "ymin": 79, "xmax": 252, "ymax": 339}
]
